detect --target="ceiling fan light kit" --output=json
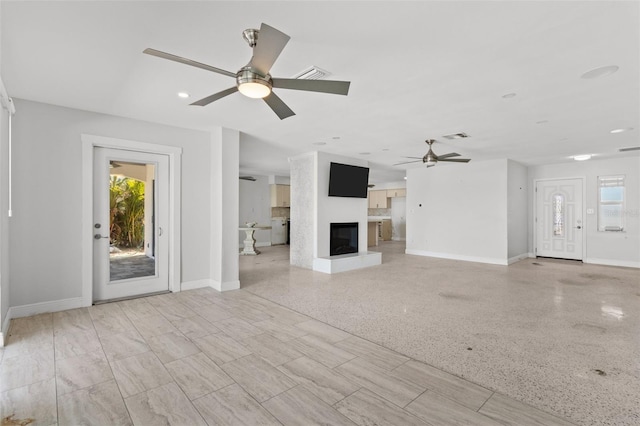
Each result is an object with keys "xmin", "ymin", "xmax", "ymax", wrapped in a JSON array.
[
  {"xmin": 236, "ymin": 68, "xmax": 272, "ymax": 98},
  {"xmin": 144, "ymin": 23, "xmax": 350, "ymax": 119}
]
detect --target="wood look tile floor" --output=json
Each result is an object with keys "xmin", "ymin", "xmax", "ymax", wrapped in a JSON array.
[{"xmin": 0, "ymin": 286, "xmax": 576, "ymax": 426}]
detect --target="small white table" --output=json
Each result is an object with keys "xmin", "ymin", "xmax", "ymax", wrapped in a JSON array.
[{"xmin": 239, "ymin": 226, "xmax": 272, "ymax": 255}]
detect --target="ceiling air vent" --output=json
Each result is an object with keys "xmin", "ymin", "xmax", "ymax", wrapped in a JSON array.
[
  {"xmin": 619, "ymin": 146, "xmax": 640, "ymax": 152},
  {"xmin": 293, "ymin": 66, "xmax": 331, "ymax": 80},
  {"xmin": 442, "ymin": 132, "xmax": 470, "ymax": 140}
]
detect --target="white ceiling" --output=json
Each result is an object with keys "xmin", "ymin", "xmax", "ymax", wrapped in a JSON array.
[{"xmin": 2, "ymin": 1, "xmax": 638, "ymax": 183}]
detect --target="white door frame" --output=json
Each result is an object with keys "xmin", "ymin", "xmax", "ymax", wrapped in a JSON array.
[
  {"xmin": 81, "ymin": 134, "xmax": 182, "ymax": 306},
  {"xmin": 533, "ymin": 176, "xmax": 586, "ymax": 261}
]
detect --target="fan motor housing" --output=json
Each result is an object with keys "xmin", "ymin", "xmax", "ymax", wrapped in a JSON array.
[{"xmin": 236, "ymin": 67, "xmax": 272, "ymax": 89}]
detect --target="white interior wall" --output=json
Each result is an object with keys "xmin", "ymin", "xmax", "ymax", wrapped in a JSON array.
[
  {"xmin": 507, "ymin": 160, "xmax": 529, "ymax": 260},
  {"xmin": 0, "ymin": 91, "xmax": 9, "ymax": 342},
  {"xmin": 406, "ymin": 159, "xmax": 509, "ymax": 264},
  {"xmin": 370, "ymin": 180, "xmax": 407, "ymax": 190},
  {"xmin": 0, "ymin": 3, "xmax": 8, "ymax": 344},
  {"xmin": 239, "ymin": 175, "xmax": 271, "ymax": 247},
  {"xmin": 529, "ymin": 156, "xmax": 640, "ymax": 267},
  {"xmin": 315, "ymin": 152, "xmax": 369, "ymax": 258},
  {"xmin": 268, "ymin": 175, "xmax": 290, "ymax": 185},
  {"xmin": 8, "ymin": 99, "xmax": 215, "ymax": 307}
]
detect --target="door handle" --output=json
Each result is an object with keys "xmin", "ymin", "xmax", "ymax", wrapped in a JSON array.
[
  {"xmin": 94, "ymin": 234, "xmax": 109, "ymax": 240},
  {"xmin": 576, "ymin": 226, "xmax": 582, "ymax": 229},
  {"xmin": 158, "ymin": 227, "xmax": 163, "ymax": 236}
]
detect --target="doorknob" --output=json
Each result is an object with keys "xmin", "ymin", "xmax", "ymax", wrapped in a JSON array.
[
  {"xmin": 576, "ymin": 226, "xmax": 582, "ymax": 229},
  {"xmin": 94, "ymin": 234, "xmax": 109, "ymax": 240}
]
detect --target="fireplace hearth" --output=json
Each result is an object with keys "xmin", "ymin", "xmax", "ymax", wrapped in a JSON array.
[{"xmin": 330, "ymin": 222, "xmax": 358, "ymax": 256}]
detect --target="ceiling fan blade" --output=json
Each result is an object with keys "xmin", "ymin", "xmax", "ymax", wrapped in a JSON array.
[
  {"xmin": 143, "ymin": 48, "xmax": 236, "ymax": 78},
  {"xmin": 272, "ymin": 78, "xmax": 350, "ymax": 95},
  {"xmin": 401, "ymin": 156, "xmax": 424, "ymax": 159},
  {"xmin": 437, "ymin": 152, "xmax": 460, "ymax": 159},
  {"xmin": 249, "ymin": 23, "xmax": 291, "ymax": 76},
  {"xmin": 190, "ymin": 87, "xmax": 238, "ymax": 106},
  {"xmin": 393, "ymin": 160, "xmax": 423, "ymax": 166},
  {"xmin": 263, "ymin": 91, "xmax": 295, "ymax": 120},
  {"xmin": 439, "ymin": 158, "xmax": 471, "ymax": 163}
]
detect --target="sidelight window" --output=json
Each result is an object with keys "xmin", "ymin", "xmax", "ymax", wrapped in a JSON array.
[{"xmin": 598, "ymin": 175, "xmax": 625, "ymax": 231}]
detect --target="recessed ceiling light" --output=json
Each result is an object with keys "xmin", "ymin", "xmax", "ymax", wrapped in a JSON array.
[
  {"xmin": 382, "ymin": 148, "xmax": 390, "ymax": 151},
  {"xmin": 573, "ymin": 154, "xmax": 592, "ymax": 161},
  {"xmin": 359, "ymin": 152, "xmax": 370, "ymax": 155},
  {"xmin": 536, "ymin": 120, "xmax": 549, "ymax": 124},
  {"xmin": 177, "ymin": 92, "xmax": 190, "ymax": 98},
  {"xmin": 502, "ymin": 93, "xmax": 517, "ymax": 99},
  {"xmin": 312, "ymin": 142, "xmax": 326, "ymax": 146},
  {"xmin": 403, "ymin": 176, "xmax": 407, "ymax": 180},
  {"xmin": 580, "ymin": 65, "xmax": 619, "ymax": 79},
  {"xmin": 332, "ymin": 136, "xmax": 341, "ymax": 140},
  {"xmin": 610, "ymin": 127, "xmax": 633, "ymax": 134}
]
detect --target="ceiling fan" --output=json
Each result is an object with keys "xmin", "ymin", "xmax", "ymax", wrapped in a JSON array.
[
  {"xmin": 143, "ymin": 23, "xmax": 351, "ymax": 120},
  {"xmin": 394, "ymin": 139, "xmax": 471, "ymax": 167}
]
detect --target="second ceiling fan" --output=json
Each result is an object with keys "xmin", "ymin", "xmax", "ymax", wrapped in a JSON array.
[
  {"xmin": 144, "ymin": 23, "xmax": 351, "ymax": 120},
  {"xmin": 394, "ymin": 139, "xmax": 471, "ymax": 167}
]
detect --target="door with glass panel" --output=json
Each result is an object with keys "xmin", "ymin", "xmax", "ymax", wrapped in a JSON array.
[
  {"xmin": 535, "ymin": 178, "xmax": 583, "ymax": 260},
  {"xmin": 93, "ymin": 147, "xmax": 169, "ymax": 301}
]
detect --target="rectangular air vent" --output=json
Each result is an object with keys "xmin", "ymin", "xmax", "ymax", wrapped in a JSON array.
[
  {"xmin": 292, "ymin": 66, "xmax": 330, "ymax": 80},
  {"xmin": 442, "ymin": 132, "xmax": 470, "ymax": 140},
  {"xmin": 619, "ymin": 146, "xmax": 640, "ymax": 152}
]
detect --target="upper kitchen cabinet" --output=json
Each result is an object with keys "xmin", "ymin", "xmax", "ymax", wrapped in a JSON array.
[
  {"xmin": 270, "ymin": 184, "xmax": 290, "ymax": 207},
  {"xmin": 386, "ymin": 188, "xmax": 406, "ymax": 198},
  {"xmin": 368, "ymin": 190, "xmax": 388, "ymax": 208}
]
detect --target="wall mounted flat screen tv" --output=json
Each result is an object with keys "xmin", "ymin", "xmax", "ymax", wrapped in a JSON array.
[{"xmin": 328, "ymin": 162, "xmax": 370, "ymax": 198}]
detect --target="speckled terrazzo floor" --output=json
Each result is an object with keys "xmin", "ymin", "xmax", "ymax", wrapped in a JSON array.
[{"xmin": 240, "ymin": 242, "xmax": 640, "ymax": 426}]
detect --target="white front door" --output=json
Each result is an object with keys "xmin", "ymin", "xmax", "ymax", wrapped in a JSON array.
[
  {"xmin": 93, "ymin": 147, "xmax": 169, "ymax": 301},
  {"xmin": 536, "ymin": 178, "xmax": 584, "ymax": 260}
]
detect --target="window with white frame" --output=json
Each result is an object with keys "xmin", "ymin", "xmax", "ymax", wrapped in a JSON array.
[{"xmin": 598, "ymin": 175, "xmax": 625, "ymax": 231}]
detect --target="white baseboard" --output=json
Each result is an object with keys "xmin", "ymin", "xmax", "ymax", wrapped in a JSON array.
[
  {"xmin": 508, "ymin": 253, "xmax": 530, "ymax": 265},
  {"xmin": 181, "ymin": 279, "xmax": 213, "ymax": 291},
  {"xmin": 182, "ymin": 279, "xmax": 240, "ymax": 292},
  {"xmin": 211, "ymin": 280, "xmax": 240, "ymax": 292},
  {"xmin": 238, "ymin": 242, "xmax": 272, "ymax": 249},
  {"xmin": 2, "ymin": 297, "xmax": 85, "ymax": 338},
  {"xmin": 405, "ymin": 249, "xmax": 508, "ymax": 266},
  {"xmin": 584, "ymin": 258, "xmax": 640, "ymax": 269}
]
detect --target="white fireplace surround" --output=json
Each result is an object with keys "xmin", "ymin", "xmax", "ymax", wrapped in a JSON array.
[{"xmin": 289, "ymin": 151, "xmax": 382, "ymax": 274}]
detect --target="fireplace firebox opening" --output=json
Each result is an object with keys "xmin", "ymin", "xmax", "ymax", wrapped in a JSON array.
[{"xmin": 330, "ymin": 222, "xmax": 358, "ymax": 256}]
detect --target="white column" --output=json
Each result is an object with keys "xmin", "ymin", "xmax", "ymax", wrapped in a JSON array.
[{"xmin": 210, "ymin": 128, "xmax": 240, "ymax": 291}]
